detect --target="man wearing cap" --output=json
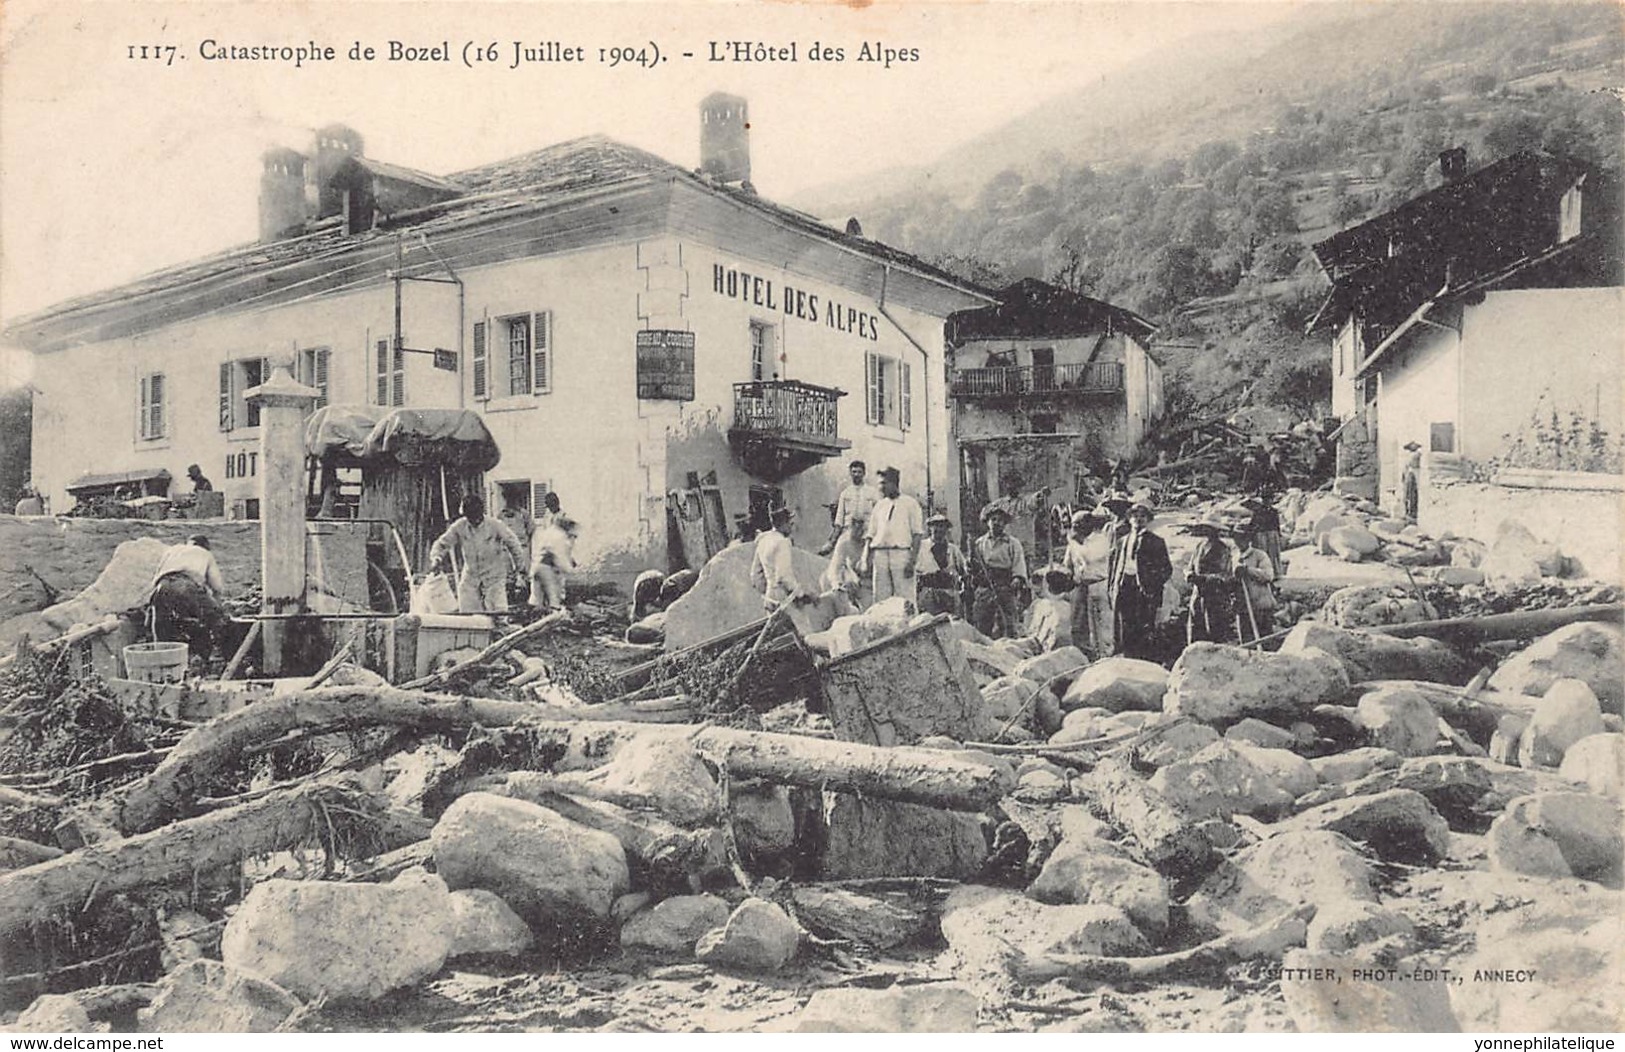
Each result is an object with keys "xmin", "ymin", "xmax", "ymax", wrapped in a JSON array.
[
  {"xmin": 431, "ymin": 494, "xmax": 529, "ymax": 613},
  {"xmin": 971, "ymin": 505, "xmax": 1029, "ymax": 638},
  {"xmin": 865, "ymin": 467, "xmax": 924, "ymax": 606},
  {"xmin": 146, "ymin": 534, "xmax": 231, "ymax": 662},
  {"xmin": 1183, "ymin": 515, "xmax": 1236, "ymax": 644},
  {"xmin": 1060, "ymin": 507, "xmax": 1112, "ymax": 656},
  {"xmin": 752, "ymin": 504, "xmax": 809, "ymax": 611},
  {"xmin": 916, "ymin": 511, "xmax": 969, "ymax": 617},
  {"xmin": 1401, "ymin": 441, "xmax": 1422, "ymax": 522},
  {"xmin": 1109, "ymin": 502, "xmax": 1172, "ymax": 661}
]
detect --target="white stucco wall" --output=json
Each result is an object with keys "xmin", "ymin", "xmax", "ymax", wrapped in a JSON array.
[
  {"xmin": 1331, "ymin": 318, "xmax": 1361, "ymax": 420},
  {"xmin": 1371, "ymin": 322, "xmax": 1459, "ymax": 510},
  {"xmin": 1458, "ymin": 287, "xmax": 1625, "ymax": 464}
]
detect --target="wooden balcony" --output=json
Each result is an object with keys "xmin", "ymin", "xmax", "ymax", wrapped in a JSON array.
[
  {"xmin": 950, "ymin": 362, "xmax": 1125, "ymax": 400},
  {"xmin": 729, "ymin": 380, "xmax": 851, "ymax": 481}
]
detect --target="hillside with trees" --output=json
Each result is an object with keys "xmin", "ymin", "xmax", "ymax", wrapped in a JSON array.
[{"xmin": 802, "ymin": 3, "xmax": 1624, "ymax": 425}]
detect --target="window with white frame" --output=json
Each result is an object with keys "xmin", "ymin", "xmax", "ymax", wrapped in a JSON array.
[
  {"xmin": 749, "ymin": 321, "xmax": 774, "ymax": 381},
  {"xmin": 864, "ymin": 351, "xmax": 912, "ymax": 430},
  {"xmin": 472, "ymin": 311, "xmax": 552, "ymax": 399},
  {"xmin": 218, "ymin": 357, "xmax": 270, "ymax": 431},
  {"xmin": 138, "ymin": 372, "xmax": 166, "ymax": 440},
  {"xmin": 299, "ymin": 347, "xmax": 331, "ymax": 410},
  {"xmin": 373, "ymin": 339, "xmax": 404, "ymax": 407}
]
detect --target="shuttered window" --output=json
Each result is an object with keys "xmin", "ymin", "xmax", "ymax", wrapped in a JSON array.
[
  {"xmin": 531, "ymin": 310, "xmax": 551, "ymax": 395},
  {"xmin": 531, "ymin": 480, "xmax": 551, "ymax": 518},
  {"xmin": 300, "ymin": 347, "xmax": 330, "ymax": 409},
  {"xmin": 472, "ymin": 320, "xmax": 488, "ymax": 400},
  {"xmin": 865, "ymin": 352, "xmax": 908, "ymax": 429},
  {"xmin": 494, "ymin": 311, "xmax": 553, "ymax": 397},
  {"xmin": 219, "ymin": 362, "xmax": 234, "ymax": 431},
  {"xmin": 865, "ymin": 352, "xmax": 882, "ymax": 424},
  {"xmin": 219, "ymin": 357, "xmax": 270, "ymax": 430},
  {"xmin": 375, "ymin": 339, "xmax": 404, "ymax": 406},
  {"xmin": 138, "ymin": 372, "xmax": 165, "ymax": 440},
  {"xmin": 900, "ymin": 360, "xmax": 912, "ymax": 431}
]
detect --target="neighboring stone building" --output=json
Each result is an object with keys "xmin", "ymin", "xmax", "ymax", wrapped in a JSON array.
[
  {"xmin": 1309, "ymin": 148, "xmax": 1623, "ymax": 507},
  {"xmin": 4, "ymin": 96, "xmax": 992, "ymax": 583},
  {"xmin": 946, "ymin": 278, "xmax": 1163, "ymax": 560}
]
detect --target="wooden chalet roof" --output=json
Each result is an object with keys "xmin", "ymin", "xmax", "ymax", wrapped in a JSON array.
[{"xmin": 947, "ymin": 277, "xmax": 1157, "ymax": 344}]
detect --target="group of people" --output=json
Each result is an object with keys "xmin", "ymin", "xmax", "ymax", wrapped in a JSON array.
[{"xmin": 427, "ymin": 489, "xmax": 578, "ymax": 615}]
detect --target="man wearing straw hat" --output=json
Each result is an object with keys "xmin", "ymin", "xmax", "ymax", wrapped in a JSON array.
[
  {"xmin": 972, "ymin": 504, "xmax": 1028, "ymax": 638},
  {"xmin": 1108, "ymin": 502, "xmax": 1171, "ymax": 661},
  {"xmin": 1182, "ymin": 513, "xmax": 1236, "ymax": 645},
  {"xmin": 916, "ymin": 510, "xmax": 969, "ymax": 617}
]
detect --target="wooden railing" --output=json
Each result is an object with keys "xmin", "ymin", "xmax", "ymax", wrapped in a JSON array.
[
  {"xmin": 732, "ymin": 380, "xmax": 844, "ymax": 446},
  {"xmin": 950, "ymin": 362, "xmax": 1125, "ymax": 398}
]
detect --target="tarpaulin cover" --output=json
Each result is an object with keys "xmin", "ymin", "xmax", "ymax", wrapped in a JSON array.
[{"xmin": 304, "ymin": 405, "xmax": 501, "ymax": 471}]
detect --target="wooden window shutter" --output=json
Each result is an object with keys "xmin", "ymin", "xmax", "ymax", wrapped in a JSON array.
[
  {"xmin": 472, "ymin": 318, "xmax": 488, "ymax": 400},
  {"xmin": 375, "ymin": 339, "xmax": 389, "ymax": 406},
  {"xmin": 219, "ymin": 362, "xmax": 234, "ymax": 431},
  {"xmin": 532, "ymin": 310, "xmax": 551, "ymax": 395},
  {"xmin": 865, "ymin": 352, "xmax": 879, "ymax": 425},
  {"xmin": 391, "ymin": 342, "xmax": 405, "ymax": 407},
  {"xmin": 139, "ymin": 374, "xmax": 151, "ymax": 439},
  {"xmin": 313, "ymin": 349, "xmax": 329, "ymax": 409},
  {"xmin": 530, "ymin": 480, "xmax": 550, "ymax": 518},
  {"xmin": 901, "ymin": 360, "xmax": 913, "ymax": 431},
  {"xmin": 148, "ymin": 373, "xmax": 164, "ymax": 438}
]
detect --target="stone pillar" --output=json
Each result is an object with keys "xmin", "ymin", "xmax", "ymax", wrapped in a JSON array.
[{"xmin": 245, "ymin": 362, "xmax": 319, "ymax": 674}]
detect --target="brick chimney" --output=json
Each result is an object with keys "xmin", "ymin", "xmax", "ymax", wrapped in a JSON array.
[
  {"xmin": 258, "ymin": 147, "xmax": 308, "ymax": 243},
  {"xmin": 699, "ymin": 93, "xmax": 750, "ymax": 186},
  {"xmin": 314, "ymin": 124, "xmax": 364, "ymax": 220}
]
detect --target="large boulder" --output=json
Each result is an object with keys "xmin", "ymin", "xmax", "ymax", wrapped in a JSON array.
[
  {"xmin": 1280, "ymin": 622, "xmax": 1472, "ymax": 684},
  {"xmin": 941, "ymin": 885, "xmax": 1147, "ymax": 977},
  {"xmin": 1280, "ymin": 950, "xmax": 1457, "ymax": 1032},
  {"xmin": 1480, "ymin": 520, "xmax": 1563, "ymax": 586},
  {"xmin": 12, "ymin": 994, "xmax": 95, "ymax": 1033},
  {"xmin": 1270, "ymin": 789, "xmax": 1452, "ymax": 864},
  {"xmin": 956, "ymin": 640, "xmax": 1023, "ymax": 682},
  {"xmin": 1225, "ymin": 717, "xmax": 1297, "ymax": 750},
  {"xmin": 1448, "ymin": 885, "xmax": 1624, "ymax": 1031},
  {"xmin": 1136, "ymin": 720, "xmax": 1221, "ymax": 768},
  {"xmin": 980, "ymin": 676, "xmax": 1042, "ymax": 729},
  {"xmin": 1486, "ymin": 792, "xmax": 1623, "ymax": 885},
  {"xmin": 820, "ymin": 795, "xmax": 987, "ymax": 880},
  {"xmin": 432, "ymin": 793, "xmax": 628, "ymax": 929},
  {"xmin": 1229, "ymin": 742, "xmax": 1318, "ymax": 798},
  {"xmin": 1310, "ymin": 747, "xmax": 1401, "ymax": 785},
  {"xmin": 1488, "ymin": 622, "xmax": 1625, "ymax": 716},
  {"xmin": 1559, "ymin": 734, "xmax": 1624, "ymax": 797},
  {"xmin": 729, "ymin": 782, "xmax": 797, "ymax": 860},
  {"xmin": 220, "ymin": 869, "xmax": 452, "ymax": 1002},
  {"xmin": 446, "ymin": 889, "xmax": 534, "ymax": 959},
  {"xmin": 538, "ymin": 737, "xmax": 721, "ymax": 826},
  {"xmin": 1323, "ymin": 525, "xmax": 1382, "ymax": 562},
  {"xmin": 1013, "ymin": 646, "xmax": 1089, "ymax": 688},
  {"xmin": 1185, "ymin": 830, "xmax": 1378, "ymax": 936},
  {"xmin": 694, "ymin": 898, "xmax": 800, "ymax": 972},
  {"xmin": 137, "ymin": 959, "xmax": 302, "ymax": 1033},
  {"xmin": 1518, "ymin": 678, "xmax": 1606, "ymax": 768},
  {"xmin": 789, "ymin": 886, "xmax": 932, "ymax": 950},
  {"xmin": 1061, "ymin": 657, "xmax": 1168, "ymax": 713},
  {"xmin": 1149, "ymin": 740, "xmax": 1295, "ymax": 819},
  {"xmin": 1026, "ymin": 838, "xmax": 1170, "ymax": 934},
  {"xmin": 793, "ymin": 983, "xmax": 980, "ymax": 1033},
  {"xmin": 1320, "ymin": 585, "xmax": 1437, "ymax": 629},
  {"xmin": 663, "ymin": 543, "xmax": 845, "ymax": 649},
  {"xmin": 1355, "ymin": 687, "xmax": 1443, "ymax": 757},
  {"xmin": 1164, "ymin": 643, "xmax": 1349, "ymax": 726},
  {"xmin": 1306, "ymin": 901, "xmax": 1416, "ymax": 955},
  {"xmin": 620, "ymin": 894, "xmax": 732, "ymax": 955}
]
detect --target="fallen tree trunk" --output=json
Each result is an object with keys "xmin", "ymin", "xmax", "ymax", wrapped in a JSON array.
[
  {"xmin": 502, "ymin": 769, "xmax": 715, "ymax": 822},
  {"xmin": 1010, "ymin": 903, "xmax": 1315, "ymax": 984},
  {"xmin": 0, "ymin": 835, "xmax": 63, "ymax": 869},
  {"xmin": 0, "ymin": 616, "xmax": 121, "ymax": 671},
  {"xmin": 113, "ymin": 688, "xmax": 1015, "ymax": 835},
  {"xmin": 0, "ymin": 784, "xmax": 63, "ymax": 811},
  {"xmin": 1086, "ymin": 757, "xmax": 1215, "ymax": 878},
  {"xmin": 0, "ymin": 782, "xmax": 423, "ymax": 934},
  {"xmin": 502, "ymin": 782, "xmax": 726, "ymax": 886},
  {"xmin": 1372, "ymin": 604, "xmax": 1622, "ymax": 645}
]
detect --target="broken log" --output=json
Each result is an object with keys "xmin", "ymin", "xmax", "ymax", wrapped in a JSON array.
[
  {"xmin": 302, "ymin": 637, "xmax": 355, "ymax": 690},
  {"xmin": 218, "ymin": 620, "xmax": 262, "ymax": 682},
  {"xmin": 1372, "ymin": 604, "xmax": 1622, "ymax": 645},
  {"xmin": 0, "ymin": 835, "xmax": 63, "ymax": 869},
  {"xmin": 1086, "ymin": 757, "xmax": 1215, "ymax": 878},
  {"xmin": 399, "ymin": 610, "xmax": 570, "ymax": 690},
  {"xmin": 0, "ymin": 781, "xmax": 424, "ymax": 934},
  {"xmin": 1010, "ymin": 903, "xmax": 1315, "ymax": 984},
  {"xmin": 0, "ymin": 784, "xmax": 63, "ymax": 811},
  {"xmin": 113, "ymin": 688, "xmax": 1016, "ymax": 836},
  {"xmin": 502, "ymin": 769, "xmax": 717, "ymax": 822},
  {"xmin": 0, "ymin": 616, "xmax": 121, "ymax": 671},
  {"xmin": 502, "ymin": 784, "xmax": 726, "ymax": 886}
]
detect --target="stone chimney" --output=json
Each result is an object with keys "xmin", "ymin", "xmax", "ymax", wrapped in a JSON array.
[
  {"xmin": 314, "ymin": 124, "xmax": 364, "ymax": 220},
  {"xmin": 699, "ymin": 93, "xmax": 750, "ymax": 186},
  {"xmin": 258, "ymin": 147, "xmax": 308, "ymax": 243}
]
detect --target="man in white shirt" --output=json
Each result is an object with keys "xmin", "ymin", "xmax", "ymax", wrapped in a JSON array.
[
  {"xmin": 751, "ymin": 504, "xmax": 808, "ymax": 610},
  {"xmin": 430, "ymin": 494, "xmax": 529, "ymax": 613},
  {"xmin": 147, "ymin": 534, "xmax": 231, "ymax": 661},
  {"xmin": 823, "ymin": 460, "xmax": 878, "ymax": 553},
  {"xmin": 864, "ymin": 466, "xmax": 924, "ymax": 607}
]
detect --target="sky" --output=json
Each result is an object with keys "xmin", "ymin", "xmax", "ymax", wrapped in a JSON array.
[{"xmin": 0, "ymin": 0, "xmax": 1305, "ymax": 374}]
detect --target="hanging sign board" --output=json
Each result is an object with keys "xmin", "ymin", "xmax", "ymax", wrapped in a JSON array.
[{"xmin": 636, "ymin": 330, "xmax": 696, "ymax": 400}]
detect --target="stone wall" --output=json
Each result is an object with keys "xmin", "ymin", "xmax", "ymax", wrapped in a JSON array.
[
  {"xmin": 0, "ymin": 516, "xmax": 262, "ymax": 622},
  {"xmin": 1420, "ymin": 473, "xmax": 1623, "ymax": 582}
]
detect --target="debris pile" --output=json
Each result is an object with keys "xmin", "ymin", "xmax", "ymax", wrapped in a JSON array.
[{"xmin": 0, "ymin": 536, "xmax": 1621, "ymax": 1034}]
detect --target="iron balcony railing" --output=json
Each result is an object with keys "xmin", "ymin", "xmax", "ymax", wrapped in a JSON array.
[
  {"xmin": 732, "ymin": 380, "xmax": 845, "ymax": 447},
  {"xmin": 950, "ymin": 362, "xmax": 1125, "ymax": 398}
]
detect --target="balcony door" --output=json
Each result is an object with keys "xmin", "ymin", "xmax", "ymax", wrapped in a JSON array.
[{"xmin": 1031, "ymin": 347, "xmax": 1055, "ymax": 392}]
